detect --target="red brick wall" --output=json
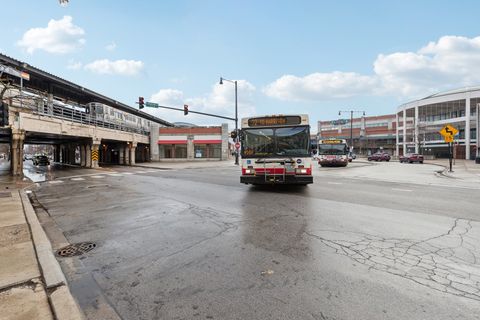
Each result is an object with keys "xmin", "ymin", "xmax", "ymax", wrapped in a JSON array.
[{"xmin": 159, "ymin": 127, "xmax": 221, "ymax": 134}]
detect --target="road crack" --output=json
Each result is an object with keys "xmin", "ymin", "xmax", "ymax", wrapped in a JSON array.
[{"xmin": 306, "ymin": 219, "xmax": 480, "ymax": 301}]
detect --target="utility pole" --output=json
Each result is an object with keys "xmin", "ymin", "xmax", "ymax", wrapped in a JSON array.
[
  {"xmin": 338, "ymin": 110, "xmax": 366, "ymax": 152},
  {"xmin": 220, "ymin": 77, "xmax": 239, "ymax": 165}
]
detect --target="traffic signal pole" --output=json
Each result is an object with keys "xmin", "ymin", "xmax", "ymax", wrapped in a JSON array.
[{"xmin": 141, "ymin": 104, "xmax": 236, "ymax": 121}]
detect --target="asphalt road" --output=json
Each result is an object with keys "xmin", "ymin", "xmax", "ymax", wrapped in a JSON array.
[{"xmin": 29, "ymin": 162, "xmax": 480, "ymax": 320}]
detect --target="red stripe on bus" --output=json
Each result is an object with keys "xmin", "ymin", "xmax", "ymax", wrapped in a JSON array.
[{"xmin": 254, "ymin": 168, "xmax": 286, "ymax": 174}]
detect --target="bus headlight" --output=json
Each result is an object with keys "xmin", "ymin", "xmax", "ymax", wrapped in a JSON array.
[{"xmin": 244, "ymin": 169, "xmax": 255, "ymax": 174}]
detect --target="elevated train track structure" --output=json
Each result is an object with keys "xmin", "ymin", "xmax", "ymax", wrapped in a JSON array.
[{"xmin": 0, "ymin": 53, "xmax": 172, "ymax": 175}]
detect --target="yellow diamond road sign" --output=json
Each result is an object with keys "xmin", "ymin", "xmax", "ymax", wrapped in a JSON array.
[
  {"xmin": 444, "ymin": 135, "xmax": 454, "ymax": 143},
  {"xmin": 439, "ymin": 124, "xmax": 458, "ymax": 138}
]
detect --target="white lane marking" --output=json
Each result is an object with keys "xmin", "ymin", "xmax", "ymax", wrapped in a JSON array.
[
  {"xmin": 391, "ymin": 188, "xmax": 413, "ymax": 192},
  {"xmin": 90, "ymin": 175, "xmax": 105, "ymax": 179},
  {"xmin": 123, "ymin": 172, "xmax": 134, "ymax": 175},
  {"xmin": 71, "ymin": 177, "xmax": 85, "ymax": 181},
  {"xmin": 108, "ymin": 173, "xmax": 123, "ymax": 177},
  {"xmin": 327, "ymin": 182, "xmax": 343, "ymax": 185},
  {"xmin": 135, "ymin": 171, "xmax": 147, "ymax": 174},
  {"xmin": 48, "ymin": 180, "xmax": 63, "ymax": 184}
]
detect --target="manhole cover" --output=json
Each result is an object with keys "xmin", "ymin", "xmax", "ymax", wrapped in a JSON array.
[
  {"xmin": 56, "ymin": 242, "xmax": 97, "ymax": 257},
  {"xmin": 0, "ymin": 192, "xmax": 12, "ymax": 198}
]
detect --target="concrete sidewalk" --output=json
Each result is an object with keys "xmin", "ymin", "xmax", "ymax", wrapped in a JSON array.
[
  {"xmin": 134, "ymin": 159, "xmax": 238, "ymax": 170},
  {"xmin": 425, "ymin": 159, "xmax": 480, "ymax": 182},
  {"xmin": 0, "ymin": 181, "xmax": 83, "ymax": 320}
]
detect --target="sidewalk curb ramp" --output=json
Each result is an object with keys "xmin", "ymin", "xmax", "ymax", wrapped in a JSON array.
[{"xmin": 20, "ymin": 190, "xmax": 85, "ymax": 320}]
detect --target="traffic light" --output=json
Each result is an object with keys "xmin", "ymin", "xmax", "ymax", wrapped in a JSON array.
[
  {"xmin": 0, "ymin": 103, "xmax": 8, "ymax": 127},
  {"xmin": 183, "ymin": 104, "xmax": 188, "ymax": 115},
  {"xmin": 139, "ymin": 97, "xmax": 145, "ymax": 109},
  {"xmin": 230, "ymin": 130, "xmax": 237, "ymax": 139}
]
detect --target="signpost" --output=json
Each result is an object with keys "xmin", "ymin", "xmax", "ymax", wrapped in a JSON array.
[{"xmin": 439, "ymin": 124, "xmax": 458, "ymax": 172}]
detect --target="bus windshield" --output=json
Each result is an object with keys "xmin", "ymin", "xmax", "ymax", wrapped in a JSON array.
[
  {"xmin": 242, "ymin": 126, "xmax": 310, "ymax": 158},
  {"xmin": 318, "ymin": 144, "xmax": 348, "ymax": 155}
]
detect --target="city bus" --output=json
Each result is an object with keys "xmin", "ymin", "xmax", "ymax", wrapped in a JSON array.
[
  {"xmin": 240, "ymin": 114, "xmax": 313, "ymax": 185},
  {"xmin": 317, "ymin": 139, "xmax": 349, "ymax": 167}
]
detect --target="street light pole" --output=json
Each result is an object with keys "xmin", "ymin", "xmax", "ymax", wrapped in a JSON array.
[
  {"xmin": 338, "ymin": 110, "xmax": 366, "ymax": 152},
  {"xmin": 220, "ymin": 77, "xmax": 239, "ymax": 165}
]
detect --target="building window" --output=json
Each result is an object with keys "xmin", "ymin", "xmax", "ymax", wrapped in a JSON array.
[
  {"xmin": 163, "ymin": 145, "xmax": 174, "ymax": 158},
  {"xmin": 194, "ymin": 144, "xmax": 207, "ymax": 158},
  {"xmin": 210, "ymin": 144, "xmax": 221, "ymax": 158},
  {"xmin": 174, "ymin": 145, "xmax": 187, "ymax": 158},
  {"xmin": 163, "ymin": 144, "xmax": 187, "ymax": 158},
  {"xmin": 194, "ymin": 143, "xmax": 221, "ymax": 158}
]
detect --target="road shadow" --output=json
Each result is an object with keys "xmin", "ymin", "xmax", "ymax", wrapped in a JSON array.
[{"xmin": 247, "ymin": 184, "xmax": 311, "ymax": 195}]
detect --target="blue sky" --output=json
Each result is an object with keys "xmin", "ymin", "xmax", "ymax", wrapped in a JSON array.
[{"xmin": 3, "ymin": 0, "xmax": 480, "ymax": 131}]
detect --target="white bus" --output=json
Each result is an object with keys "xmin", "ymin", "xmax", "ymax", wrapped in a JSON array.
[
  {"xmin": 317, "ymin": 139, "xmax": 349, "ymax": 167},
  {"xmin": 240, "ymin": 114, "xmax": 313, "ymax": 185}
]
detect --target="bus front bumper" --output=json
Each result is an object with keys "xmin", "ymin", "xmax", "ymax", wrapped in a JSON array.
[{"xmin": 240, "ymin": 175, "xmax": 313, "ymax": 185}]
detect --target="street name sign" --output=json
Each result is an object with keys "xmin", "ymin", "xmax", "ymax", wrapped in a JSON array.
[{"xmin": 145, "ymin": 102, "xmax": 159, "ymax": 108}]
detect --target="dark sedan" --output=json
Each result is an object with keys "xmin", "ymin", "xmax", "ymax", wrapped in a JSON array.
[
  {"xmin": 399, "ymin": 153, "xmax": 424, "ymax": 164},
  {"xmin": 32, "ymin": 155, "xmax": 50, "ymax": 166},
  {"xmin": 368, "ymin": 152, "xmax": 391, "ymax": 162}
]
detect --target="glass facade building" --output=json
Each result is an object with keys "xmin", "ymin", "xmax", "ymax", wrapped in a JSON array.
[{"xmin": 396, "ymin": 87, "xmax": 480, "ymax": 160}]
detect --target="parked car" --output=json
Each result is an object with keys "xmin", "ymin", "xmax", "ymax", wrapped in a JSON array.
[
  {"xmin": 399, "ymin": 153, "xmax": 424, "ymax": 164},
  {"xmin": 368, "ymin": 152, "xmax": 391, "ymax": 162},
  {"xmin": 32, "ymin": 155, "xmax": 50, "ymax": 166}
]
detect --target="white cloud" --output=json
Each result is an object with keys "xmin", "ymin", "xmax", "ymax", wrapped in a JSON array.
[
  {"xmin": 265, "ymin": 35, "xmax": 480, "ymax": 101},
  {"xmin": 150, "ymin": 89, "xmax": 184, "ymax": 106},
  {"xmin": 84, "ymin": 59, "xmax": 144, "ymax": 76},
  {"xmin": 147, "ymin": 80, "xmax": 256, "ymax": 125},
  {"xmin": 67, "ymin": 59, "xmax": 82, "ymax": 70},
  {"xmin": 264, "ymin": 72, "xmax": 378, "ymax": 101},
  {"xmin": 17, "ymin": 16, "xmax": 85, "ymax": 54},
  {"xmin": 375, "ymin": 35, "xmax": 480, "ymax": 96},
  {"xmin": 105, "ymin": 42, "xmax": 117, "ymax": 51}
]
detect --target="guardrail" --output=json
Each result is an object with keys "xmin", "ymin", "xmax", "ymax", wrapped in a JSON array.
[{"xmin": 31, "ymin": 103, "xmax": 150, "ymax": 136}]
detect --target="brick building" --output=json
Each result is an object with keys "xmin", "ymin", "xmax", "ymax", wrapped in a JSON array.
[
  {"xmin": 317, "ymin": 114, "xmax": 397, "ymax": 156},
  {"xmin": 158, "ymin": 124, "xmax": 229, "ymax": 160}
]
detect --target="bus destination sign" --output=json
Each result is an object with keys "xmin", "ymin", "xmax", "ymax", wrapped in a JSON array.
[
  {"xmin": 248, "ymin": 116, "xmax": 301, "ymax": 127},
  {"xmin": 321, "ymin": 139, "xmax": 344, "ymax": 144}
]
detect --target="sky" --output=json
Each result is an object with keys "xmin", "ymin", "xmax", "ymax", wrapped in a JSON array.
[{"xmin": 3, "ymin": 0, "xmax": 480, "ymax": 132}]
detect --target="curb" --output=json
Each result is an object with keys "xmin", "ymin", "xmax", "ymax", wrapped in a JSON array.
[
  {"xmin": 132, "ymin": 164, "xmax": 172, "ymax": 170},
  {"xmin": 19, "ymin": 189, "xmax": 85, "ymax": 320}
]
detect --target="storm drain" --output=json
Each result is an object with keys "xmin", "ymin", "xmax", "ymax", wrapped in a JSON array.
[
  {"xmin": 56, "ymin": 242, "xmax": 97, "ymax": 257},
  {"xmin": 0, "ymin": 192, "xmax": 12, "ymax": 198}
]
